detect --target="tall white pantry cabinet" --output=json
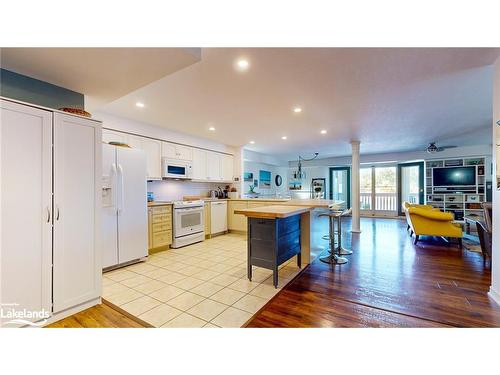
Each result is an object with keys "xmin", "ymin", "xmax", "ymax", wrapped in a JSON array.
[{"xmin": 0, "ymin": 98, "xmax": 101, "ymax": 327}]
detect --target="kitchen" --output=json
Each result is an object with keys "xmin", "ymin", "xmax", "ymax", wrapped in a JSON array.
[{"xmin": 98, "ymin": 117, "xmax": 322, "ymax": 327}]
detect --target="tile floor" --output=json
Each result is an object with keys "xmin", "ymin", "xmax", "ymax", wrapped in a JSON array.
[{"xmin": 102, "ymin": 233, "xmax": 302, "ymax": 327}]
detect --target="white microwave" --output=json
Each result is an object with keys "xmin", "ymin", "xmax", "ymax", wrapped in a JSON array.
[{"xmin": 162, "ymin": 158, "xmax": 193, "ymax": 179}]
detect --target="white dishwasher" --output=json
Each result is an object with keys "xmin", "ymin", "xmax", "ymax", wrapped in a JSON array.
[{"xmin": 210, "ymin": 201, "xmax": 228, "ymax": 235}]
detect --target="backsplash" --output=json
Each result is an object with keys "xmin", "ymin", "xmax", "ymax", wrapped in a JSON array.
[{"xmin": 147, "ymin": 180, "xmax": 231, "ymax": 201}]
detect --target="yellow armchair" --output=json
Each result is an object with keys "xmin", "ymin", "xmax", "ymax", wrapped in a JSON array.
[
  {"xmin": 401, "ymin": 201, "xmax": 438, "ymax": 233},
  {"xmin": 407, "ymin": 206, "xmax": 463, "ymax": 246}
]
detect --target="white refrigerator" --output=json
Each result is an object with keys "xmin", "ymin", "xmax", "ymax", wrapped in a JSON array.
[{"xmin": 102, "ymin": 143, "xmax": 148, "ymax": 269}]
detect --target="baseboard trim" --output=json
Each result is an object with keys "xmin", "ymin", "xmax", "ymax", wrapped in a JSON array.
[{"xmin": 488, "ymin": 287, "xmax": 500, "ymax": 306}]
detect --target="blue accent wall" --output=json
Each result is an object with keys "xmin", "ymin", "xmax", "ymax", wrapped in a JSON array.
[{"xmin": 0, "ymin": 68, "xmax": 84, "ymax": 110}]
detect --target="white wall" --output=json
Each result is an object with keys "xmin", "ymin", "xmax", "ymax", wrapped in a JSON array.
[
  {"xmin": 242, "ymin": 149, "xmax": 288, "ymax": 196},
  {"xmin": 490, "ymin": 57, "xmax": 500, "ymax": 305}
]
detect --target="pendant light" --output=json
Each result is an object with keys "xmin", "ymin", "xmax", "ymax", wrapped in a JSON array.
[{"xmin": 292, "ymin": 152, "xmax": 319, "ymax": 180}]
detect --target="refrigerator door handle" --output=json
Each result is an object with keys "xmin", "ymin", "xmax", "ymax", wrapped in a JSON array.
[
  {"xmin": 117, "ymin": 164, "xmax": 124, "ymax": 215},
  {"xmin": 111, "ymin": 163, "xmax": 118, "ymax": 212}
]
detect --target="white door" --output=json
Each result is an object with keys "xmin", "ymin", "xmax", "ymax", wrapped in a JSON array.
[
  {"xmin": 141, "ymin": 138, "xmax": 162, "ymax": 180},
  {"xmin": 210, "ymin": 201, "xmax": 228, "ymax": 234},
  {"xmin": 102, "ymin": 144, "xmax": 119, "ymax": 268},
  {"xmin": 162, "ymin": 142, "xmax": 177, "ymax": 159},
  {"xmin": 102, "ymin": 129, "xmax": 128, "ymax": 144},
  {"xmin": 53, "ymin": 113, "xmax": 100, "ymax": 313},
  {"xmin": 116, "ymin": 147, "xmax": 148, "ymax": 264},
  {"xmin": 207, "ymin": 151, "xmax": 222, "ymax": 181},
  {"xmin": 0, "ymin": 100, "xmax": 52, "ymax": 326},
  {"xmin": 222, "ymin": 154, "xmax": 234, "ymax": 182},
  {"xmin": 176, "ymin": 145, "xmax": 193, "ymax": 161},
  {"xmin": 192, "ymin": 148, "xmax": 207, "ymax": 180}
]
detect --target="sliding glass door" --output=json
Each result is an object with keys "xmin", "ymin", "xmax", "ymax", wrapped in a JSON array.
[
  {"xmin": 360, "ymin": 165, "xmax": 398, "ymax": 216},
  {"xmin": 329, "ymin": 167, "xmax": 350, "ymax": 210},
  {"xmin": 397, "ymin": 162, "xmax": 424, "ymax": 215}
]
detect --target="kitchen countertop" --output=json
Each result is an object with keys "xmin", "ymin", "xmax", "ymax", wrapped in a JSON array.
[
  {"xmin": 148, "ymin": 201, "xmax": 173, "ymax": 207},
  {"xmin": 234, "ymin": 205, "xmax": 312, "ymax": 219}
]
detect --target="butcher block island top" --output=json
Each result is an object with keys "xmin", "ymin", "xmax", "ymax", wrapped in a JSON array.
[{"xmin": 234, "ymin": 205, "xmax": 312, "ymax": 219}]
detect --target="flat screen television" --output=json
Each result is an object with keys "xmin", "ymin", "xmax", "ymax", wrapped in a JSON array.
[{"xmin": 433, "ymin": 167, "xmax": 476, "ymax": 186}]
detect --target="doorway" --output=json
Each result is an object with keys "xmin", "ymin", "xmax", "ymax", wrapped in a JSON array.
[
  {"xmin": 397, "ymin": 162, "xmax": 424, "ymax": 215},
  {"xmin": 329, "ymin": 167, "xmax": 350, "ymax": 210},
  {"xmin": 360, "ymin": 165, "xmax": 398, "ymax": 216}
]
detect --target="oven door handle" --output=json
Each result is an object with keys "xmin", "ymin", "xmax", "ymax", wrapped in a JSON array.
[{"xmin": 175, "ymin": 207, "xmax": 203, "ymax": 212}]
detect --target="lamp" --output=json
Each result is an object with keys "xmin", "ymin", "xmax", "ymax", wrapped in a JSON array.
[{"xmin": 292, "ymin": 152, "xmax": 319, "ymax": 180}]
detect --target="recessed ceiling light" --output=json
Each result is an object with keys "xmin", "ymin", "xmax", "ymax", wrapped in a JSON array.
[
  {"xmin": 249, "ymin": 141, "xmax": 255, "ymax": 144},
  {"xmin": 293, "ymin": 107, "xmax": 302, "ymax": 113},
  {"xmin": 208, "ymin": 126, "xmax": 216, "ymax": 131},
  {"xmin": 235, "ymin": 58, "xmax": 250, "ymax": 71},
  {"xmin": 281, "ymin": 136, "xmax": 287, "ymax": 140},
  {"xmin": 320, "ymin": 130, "xmax": 327, "ymax": 134},
  {"xmin": 136, "ymin": 102, "xmax": 145, "ymax": 108}
]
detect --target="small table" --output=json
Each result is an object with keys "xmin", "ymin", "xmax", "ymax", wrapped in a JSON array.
[{"xmin": 464, "ymin": 215, "xmax": 483, "ymax": 235}]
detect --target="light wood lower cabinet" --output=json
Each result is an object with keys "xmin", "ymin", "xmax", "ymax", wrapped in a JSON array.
[
  {"xmin": 204, "ymin": 202, "xmax": 211, "ymax": 238},
  {"xmin": 148, "ymin": 205, "xmax": 172, "ymax": 251},
  {"xmin": 228, "ymin": 201, "xmax": 250, "ymax": 231}
]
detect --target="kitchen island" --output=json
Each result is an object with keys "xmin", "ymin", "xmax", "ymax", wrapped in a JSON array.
[{"xmin": 235, "ymin": 200, "xmax": 344, "ymax": 287}]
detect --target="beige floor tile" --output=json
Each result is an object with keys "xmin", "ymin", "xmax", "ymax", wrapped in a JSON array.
[
  {"xmin": 210, "ymin": 263, "xmax": 234, "ymax": 273},
  {"xmin": 192, "ymin": 269, "xmax": 220, "ymax": 281},
  {"xmin": 224, "ymin": 266, "xmax": 247, "ymax": 278},
  {"xmin": 222, "ymin": 257, "xmax": 245, "ymax": 266},
  {"xmin": 161, "ymin": 313, "xmax": 206, "ymax": 328},
  {"xmin": 197, "ymin": 259, "xmax": 218, "ymax": 269},
  {"xmin": 190, "ymin": 282, "xmax": 224, "ymax": 298},
  {"xmin": 157, "ymin": 272, "xmax": 187, "ymax": 284},
  {"xmin": 147, "ymin": 257, "xmax": 172, "ymax": 266},
  {"xmin": 248, "ymin": 271, "xmax": 271, "ymax": 283},
  {"xmin": 233, "ymin": 294, "xmax": 268, "ymax": 314},
  {"xmin": 278, "ymin": 267, "xmax": 298, "ymax": 278},
  {"xmin": 250, "ymin": 283, "xmax": 280, "ymax": 299},
  {"xmin": 149, "ymin": 285, "xmax": 185, "ymax": 302},
  {"xmin": 203, "ymin": 323, "xmax": 220, "ymax": 328},
  {"xmin": 138, "ymin": 304, "xmax": 182, "ymax": 327},
  {"xmin": 126, "ymin": 263, "xmax": 158, "ymax": 274},
  {"xmin": 187, "ymin": 299, "xmax": 228, "ymax": 321},
  {"xmin": 166, "ymin": 292, "xmax": 205, "ymax": 311},
  {"xmin": 210, "ymin": 288, "xmax": 246, "ymax": 305},
  {"xmin": 102, "ymin": 282, "xmax": 130, "ymax": 297},
  {"xmin": 106, "ymin": 270, "xmax": 137, "ymax": 282},
  {"xmin": 173, "ymin": 276, "xmax": 205, "ymax": 290},
  {"xmin": 261, "ymin": 275, "xmax": 291, "ymax": 289},
  {"xmin": 120, "ymin": 274, "xmax": 152, "ymax": 288},
  {"xmin": 228, "ymin": 278, "xmax": 260, "ymax": 293},
  {"xmin": 211, "ymin": 307, "xmax": 252, "ymax": 328},
  {"xmin": 102, "ymin": 277, "xmax": 116, "ymax": 287},
  {"xmin": 105, "ymin": 288, "xmax": 143, "ymax": 306},
  {"xmin": 161, "ymin": 262, "xmax": 190, "ymax": 272},
  {"xmin": 133, "ymin": 279, "xmax": 167, "ymax": 294},
  {"xmin": 177, "ymin": 265, "xmax": 205, "ymax": 276},
  {"xmin": 178, "ymin": 257, "xmax": 203, "ymax": 266},
  {"xmin": 210, "ymin": 274, "xmax": 240, "ymax": 287},
  {"xmin": 143, "ymin": 268, "xmax": 171, "ymax": 279},
  {"xmin": 121, "ymin": 295, "xmax": 161, "ymax": 316}
]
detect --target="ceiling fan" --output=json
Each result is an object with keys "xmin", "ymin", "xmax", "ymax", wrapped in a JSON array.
[{"xmin": 425, "ymin": 142, "xmax": 457, "ymax": 154}]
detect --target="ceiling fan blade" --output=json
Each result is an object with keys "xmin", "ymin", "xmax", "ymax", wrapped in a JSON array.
[{"xmin": 440, "ymin": 145, "xmax": 457, "ymax": 150}]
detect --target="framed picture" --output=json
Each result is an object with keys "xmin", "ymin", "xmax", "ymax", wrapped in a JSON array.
[
  {"xmin": 253, "ymin": 179, "xmax": 258, "ymax": 187},
  {"xmin": 243, "ymin": 172, "xmax": 253, "ymax": 181},
  {"xmin": 259, "ymin": 170, "xmax": 271, "ymax": 188}
]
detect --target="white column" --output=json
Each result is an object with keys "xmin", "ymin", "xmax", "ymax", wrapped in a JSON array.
[{"xmin": 351, "ymin": 140, "xmax": 361, "ymax": 233}]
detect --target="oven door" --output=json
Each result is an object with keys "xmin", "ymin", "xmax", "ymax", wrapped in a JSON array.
[{"xmin": 174, "ymin": 207, "xmax": 204, "ymax": 237}]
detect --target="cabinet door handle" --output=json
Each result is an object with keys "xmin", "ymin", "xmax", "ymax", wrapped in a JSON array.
[
  {"xmin": 56, "ymin": 205, "xmax": 60, "ymax": 221},
  {"xmin": 46, "ymin": 207, "xmax": 51, "ymax": 223}
]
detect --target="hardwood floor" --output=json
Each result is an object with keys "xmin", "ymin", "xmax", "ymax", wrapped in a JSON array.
[
  {"xmin": 247, "ymin": 216, "xmax": 500, "ymax": 328},
  {"xmin": 46, "ymin": 303, "xmax": 146, "ymax": 328}
]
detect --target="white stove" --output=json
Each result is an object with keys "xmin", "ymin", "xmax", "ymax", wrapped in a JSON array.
[{"xmin": 171, "ymin": 200, "xmax": 205, "ymax": 248}]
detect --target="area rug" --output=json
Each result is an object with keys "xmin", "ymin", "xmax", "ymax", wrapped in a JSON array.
[{"xmin": 463, "ymin": 236, "xmax": 482, "ymax": 253}]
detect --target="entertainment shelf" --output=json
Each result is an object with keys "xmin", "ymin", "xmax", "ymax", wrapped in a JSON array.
[{"xmin": 425, "ymin": 157, "xmax": 486, "ymax": 224}]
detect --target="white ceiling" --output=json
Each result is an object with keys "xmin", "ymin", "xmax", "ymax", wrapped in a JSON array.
[
  {"xmin": 98, "ymin": 48, "xmax": 499, "ymax": 161},
  {"xmin": 0, "ymin": 48, "xmax": 200, "ymax": 108}
]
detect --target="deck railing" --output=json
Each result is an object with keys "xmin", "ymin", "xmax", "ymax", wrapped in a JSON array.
[{"xmin": 360, "ymin": 192, "xmax": 398, "ymax": 211}]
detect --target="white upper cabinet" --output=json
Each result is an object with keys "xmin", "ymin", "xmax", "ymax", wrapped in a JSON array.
[
  {"xmin": 102, "ymin": 130, "xmax": 161, "ymax": 180},
  {"xmin": 162, "ymin": 142, "xmax": 193, "ymax": 161},
  {"xmin": 206, "ymin": 151, "xmax": 222, "ymax": 181},
  {"xmin": 192, "ymin": 148, "xmax": 208, "ymax": 180},
  {"xmin": 138, "ymin": 138, "xmax": 162, "ymax": 180},
  {"xmin": 222, "ymin": 154, "xmax": 234, "ymax": 182}
]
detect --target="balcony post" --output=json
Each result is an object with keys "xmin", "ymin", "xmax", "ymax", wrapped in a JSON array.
[{"xmin": 351, "ymin": 140, "xmax": 361, "ymax": 233}]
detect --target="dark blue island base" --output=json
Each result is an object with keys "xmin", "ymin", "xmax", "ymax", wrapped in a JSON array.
[{"xmin": 247, "ymin": 214, "xmax": 302, "ymax": 288}]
